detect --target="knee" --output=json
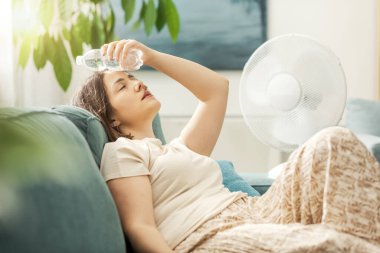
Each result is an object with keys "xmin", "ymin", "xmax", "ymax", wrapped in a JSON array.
[
  {"xmin": 309, "ymin": 126, "xmax": 357, "ymax": 149},
  {"xmin": 315, "ymin": 126, "xmax": 352, "ymax": 139}
]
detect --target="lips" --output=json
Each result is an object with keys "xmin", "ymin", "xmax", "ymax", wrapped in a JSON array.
[{"xmin": 141, "ymin": 90, "xmax": 152, "ymax": 100}]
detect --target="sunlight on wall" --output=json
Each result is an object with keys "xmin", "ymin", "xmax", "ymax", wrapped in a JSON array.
[
  {"xmin": 0, "ymin": 0, "xmax": 15, "ymax": 106},
  {"xmin": 378, "ymin": 0, "xmax": 380, "ymax": 99}
]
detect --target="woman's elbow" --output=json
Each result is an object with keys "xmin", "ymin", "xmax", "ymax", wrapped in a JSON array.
[
  {"xmin": 219, "ymin": 77, "xmax": 229, "ymax": 96},
  {"xmin": 222, "ymin": 77, "xmax": 229, "ymax": 89}
]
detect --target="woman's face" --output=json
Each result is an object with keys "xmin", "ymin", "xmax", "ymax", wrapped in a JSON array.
[{"xmin": 103, "ymin": 71, "xmax": 161, "ymax": 128}]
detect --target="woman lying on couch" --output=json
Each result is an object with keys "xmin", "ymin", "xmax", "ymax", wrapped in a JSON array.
[{"xmin": 72, "ymin": 39, "xmax": 380, "ymax": 252}]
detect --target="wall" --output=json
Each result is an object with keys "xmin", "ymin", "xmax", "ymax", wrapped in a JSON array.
[
  {"xmin": 2, "ymin": 0, "xmax": 378, "ymax": 172},
  {"xmin": 268, "ymin": 0, "xmax": 379, "ymax": 100}
]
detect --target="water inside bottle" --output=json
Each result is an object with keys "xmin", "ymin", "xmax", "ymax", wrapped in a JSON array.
[
  {"xmin": 83, "ymin": 58, "xmax": 104, "ymax": 70},
  {"xmin": 104, "ymin": 58, "xmax": 121, "ymax": 70},
  {"xmin": 84, "ymin": 57, "xmax": 121, "ymax": 71},
  {"xmin": 79, "ymin": 49, "xmax": 142, "ymax": 71}
]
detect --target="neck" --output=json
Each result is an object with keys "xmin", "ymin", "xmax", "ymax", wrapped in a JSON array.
[{"xmin": 120, "ymin": 123, "xmax": 155, "ymax": 140}]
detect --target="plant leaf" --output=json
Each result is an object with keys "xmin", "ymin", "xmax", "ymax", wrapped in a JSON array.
[
  {"xmin": 156, "ymin": 0, "xmax": 167, "ymax": 32},
  {"xmin": 78, "ymin": 13, "xmax": 91, "ymax": 45},
  {"xmin": 33, "ymin": 35, "xmax": 47, "ymax": 70},
  {"xmin": 91, "ymin": 11, "xmax": 105, "ymax": 48},
  {"xmin": 39, "ymin": 0, "xmax": 55, "ymax": 30},
  {"xmin": 52, "ymin": 37, "xmax": 72, "ymax": 92},
  {"xmin": 165, "ymin": 0, "xmax": 180, "ymax": 42},
  {"xmin": 58, "ymin": 0, "xmax": 72, "ymax": 21},
  {"xmin": 69, "ymin": 26, "xmax": 83, "ymax": 58},
  {"xmin": 62, "ymin": 27, "xmax": 71, "ymax": 41},
  {"xmin": 43, "ymin": 33, "xmax": 55, "ymax": 63},
  {"xmin": 121, "ymin": 0, "xmax": 135, "ymax": 24},
  {"xmin": 132, "ymin": 1, "xmax": 146, "ymax": 32},
  {"xmin": 18, "ymin": 36, "xmax": 31, "ymax": 68},
  {"xmin": 89, "ymin": 0, "xmax": 104, "ymax": 4},
  {"xmin": 131, "ymin": 19, "xmax": 141, "ymax": 32},
  {"xmin": 105, "ymin": 3, "xmax": 116, "ymax": 42},
  {"xmin": 144, "ymin": 0, "xmax": 157, "ymax": 36}
]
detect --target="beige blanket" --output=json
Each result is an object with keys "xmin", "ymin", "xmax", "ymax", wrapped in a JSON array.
[{"xmin": 175, "ymin": 127, "xmax": 380, "ymax": 252}]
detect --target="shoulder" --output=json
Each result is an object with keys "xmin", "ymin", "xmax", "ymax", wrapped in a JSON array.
[
  {"xmin": 104, "ymin": 137, "xmax": 149, "ymax": 154},
  {"xmin": 102, "ymin": 137, "xmax": 151, "ymax": 165},
  {"xmin": 100, "ymin": 137, "xmax": 152, "ymax": 181}
]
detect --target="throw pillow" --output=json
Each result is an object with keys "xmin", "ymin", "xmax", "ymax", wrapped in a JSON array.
[
  {"xmin": 346, "ymin": 98, "xmax": 380, "ymax": 137},
  {"xmin": 217, "ymin": 160, "xmax": 260, "ymax": 196}
]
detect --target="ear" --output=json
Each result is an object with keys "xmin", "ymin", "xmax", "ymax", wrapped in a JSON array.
[{"xmin": 111, "ymin": 120, "xmax": 120, "ymax": 127}]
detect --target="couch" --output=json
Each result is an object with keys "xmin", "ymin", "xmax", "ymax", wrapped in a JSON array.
[
  {"xmin": 0, "ymin": 105, "xmax": 268, "ymax": 253},
  {"xmin": 1, "ymin": 98, "xmax": 379, "ymax": 253}
]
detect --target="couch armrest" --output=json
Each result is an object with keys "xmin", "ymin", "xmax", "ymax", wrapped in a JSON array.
[{"xmin": 238, "ymin": 172, "xmax": 274, "ymax": 195}]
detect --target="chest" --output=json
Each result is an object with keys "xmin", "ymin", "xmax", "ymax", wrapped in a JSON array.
[{"xmin": 148, "ymin": 146, "xmax": 222, "ymax": 192}]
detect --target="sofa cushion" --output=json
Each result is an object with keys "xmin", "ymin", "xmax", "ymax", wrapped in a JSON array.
[
  {"xmin": 373, "ymin": 143, "xmax": 380, "ymax": 163},
  {"xmin": 355, "ymin": 133, "xmax": 380, "ymax": 163},
  {"xmin": 217, "ymin": 160, "xmax": 260, "ymax": 196},
  {"xmin": 0, "ymin": 107, "xmax": 126, "ymax": 253},
  {"xmin": 346, "ymin": 98, "xmax": 380, "ymax": 137},
  {"xmin": 52, "ymin": 105, "xmax": 108, "ymax": 167},
  {"xmin": 52, "ymin": 105, "xmax": 167, "ymax": 167}
]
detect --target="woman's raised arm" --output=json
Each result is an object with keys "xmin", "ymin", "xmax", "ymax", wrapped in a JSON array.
[
  {"xmin": 102, "ymin": 39, "xmax": 229, "ymax": 156},
  {"xmin": 148, "ymin": 51, "xmax": 229, "ymax": 157}
]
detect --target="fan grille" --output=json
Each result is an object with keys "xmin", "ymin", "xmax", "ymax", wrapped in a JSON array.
[{"xmin": 239, "ymin": 34, "xmax": 346, "ymax": 152}]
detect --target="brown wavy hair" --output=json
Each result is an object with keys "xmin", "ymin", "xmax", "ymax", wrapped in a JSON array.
[{"xmin": 71, "ymin": 71, "xmax": 134, "ymax": 141}]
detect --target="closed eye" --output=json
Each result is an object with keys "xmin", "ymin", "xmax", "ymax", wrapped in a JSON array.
[{"xmin": 119, "ymin": 82, "xmax": 127, "ymax": 91}]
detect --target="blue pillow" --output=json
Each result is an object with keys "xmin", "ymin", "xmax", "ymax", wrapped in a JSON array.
[
  {"xmin": 373, "ymin": 143, "xmax": 380, "ymax": 163},
  {"xmin": 217, "ymin": 160, "xmax": 260, "ymax": 196}
]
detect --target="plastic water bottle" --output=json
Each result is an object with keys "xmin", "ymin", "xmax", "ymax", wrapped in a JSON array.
[{"xmin": 76, "ymin": 48, "xmax": 143, "ymax": 71}]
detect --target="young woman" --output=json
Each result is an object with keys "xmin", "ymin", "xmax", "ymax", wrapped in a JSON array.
[{"xmin": 72, "ymin": 39, "xmax": 380, "ymax": 252}]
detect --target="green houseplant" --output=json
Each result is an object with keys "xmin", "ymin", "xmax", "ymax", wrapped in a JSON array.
[{"xmin": 12, "ymin": 0, "xmax": 180, "ymax": 91}]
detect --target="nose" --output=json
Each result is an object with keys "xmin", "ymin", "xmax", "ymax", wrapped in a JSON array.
[{"xmin": 134, "ymin": 82, "xmax": 147, "ymax": 91}]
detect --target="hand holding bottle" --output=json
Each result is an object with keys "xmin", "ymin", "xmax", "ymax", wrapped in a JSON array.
[
  {"xmin": 101, "ymin": 39, "xmax": 156, "ymax": 69},
  {"xmin": 76, "ymin": 39, "xmax": 157, "ymax": 71}
]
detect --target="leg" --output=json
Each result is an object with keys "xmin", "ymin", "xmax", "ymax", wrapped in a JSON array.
[
  {"xmin": 252, "ymin": 127, "xmax": 380, "ymax": 245},
  {"xmin": 175, "ymin": 198, "xmax": 379, "ymax": 253}
]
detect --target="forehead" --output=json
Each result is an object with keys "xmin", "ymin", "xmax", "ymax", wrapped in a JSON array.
[{"xmin": 103, "ymin": 71, "xmax": 134, "ymax": 90}]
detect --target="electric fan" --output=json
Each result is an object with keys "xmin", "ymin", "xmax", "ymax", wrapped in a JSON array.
[{"xmin": 239, "ymin": 34, "xmax": 347, "ymax": 152}]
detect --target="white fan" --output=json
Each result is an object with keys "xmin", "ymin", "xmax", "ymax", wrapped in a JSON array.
[{"xmin": 239, "ymin": 34, "xmax": 347, "ymax": 152}]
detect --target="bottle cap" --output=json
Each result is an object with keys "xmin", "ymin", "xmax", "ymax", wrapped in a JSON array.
[{"xmin": 76, "ymin": 56, "xmax": 83, "ymax": 66}]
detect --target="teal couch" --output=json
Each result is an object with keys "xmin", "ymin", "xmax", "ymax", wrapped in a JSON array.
[{"xmin": 0, "ymin": 105, "xmax": 269, "ymax": 253}]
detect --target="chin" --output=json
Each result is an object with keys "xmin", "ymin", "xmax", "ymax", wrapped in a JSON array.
[
  {"xmin": 152, "ymin": 99, "xmax": 161, "ymax": 112},
  {"xmin": 146, "ymin": 99, "xmax": 161, "ymax": 118}
]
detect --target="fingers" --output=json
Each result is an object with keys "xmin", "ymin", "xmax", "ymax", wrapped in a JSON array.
[
  {"xmin": 120, "ymin": 40, "xmax": 136, "ymax": 68},
  {"xmin": 114, "ymin": 40, "xmax": 129, "ymax": 61},
  {"xmin": 100, "ymin": 39, "xmax": 136, "ymax": 60},
  {"xmin": 100, "ymin": 39, "xmax": 145, "ymax": 69},
  {"xmin": 106, "ymin": 41, "xmax": 120, "ymax": 60},
  {"xmin": 100, "ymin": 44, "xmax": 108, "ymax": 56}
]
